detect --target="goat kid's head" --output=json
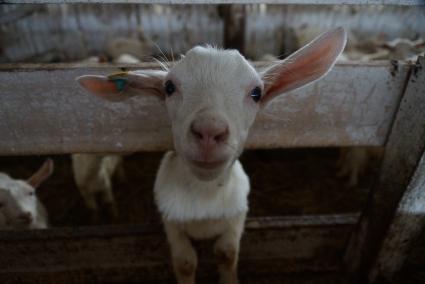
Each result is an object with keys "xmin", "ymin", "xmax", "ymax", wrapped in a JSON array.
[
  {"xmin": 77, "ymin": 28, "xmax": 346, "ymax": 181},
  {"xmin": 0, "ymin": 159, "xmax": 53, "ymax": 228}
]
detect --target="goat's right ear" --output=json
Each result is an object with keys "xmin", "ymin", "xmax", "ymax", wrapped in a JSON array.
[
  {"xmin": 76, "ymin": 70, "xmax": 167, "ymax": 102},
  {"xmin": 27, "ymin": 159, "xmax": 54, "ymax": 189},
  {"xmin": 260, "ymin": 27, "xmax": 346, "ymax": 105}
]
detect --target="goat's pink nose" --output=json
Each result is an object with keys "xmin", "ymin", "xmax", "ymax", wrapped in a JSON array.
[{"xmin": 190, "ymin": 121, "xmax": 229, "ymax": 145}]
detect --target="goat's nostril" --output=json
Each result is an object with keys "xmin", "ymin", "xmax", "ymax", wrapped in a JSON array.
[
  {"xmin": 190, "ymin": 121, "xmax": 229, "ymax": 144},
  {"xmin": 190, "ymin": 124, "xmax": 203, "ymax": 140},
  {"xmin": 214, "ymin": 135, "xmax": 222, "ymax": 142},
  {"xmin": 214, "ymin": 128, "xmax": 229, "ymax": 143}
]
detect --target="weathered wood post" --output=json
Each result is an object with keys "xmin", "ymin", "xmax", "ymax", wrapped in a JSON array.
[
  {"xmin": 344, "ymin": 56, "xmax": 425, "ymax": 283},
  {"xmin": 218, "ymin": 4, "xmax": 246, "ymax": 55}
]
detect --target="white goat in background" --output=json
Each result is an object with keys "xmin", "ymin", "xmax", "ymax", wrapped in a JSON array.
[
  {"xmin": 71, "ymin": 52, "xmax": 137, "ymax": 223},
  {"xmin": 72, "ymin": 154, "xmax": 123, "ymax": 222},
  {"xmin": 0, "ymin": 159, "xmax": 53, "ymax": 229}
]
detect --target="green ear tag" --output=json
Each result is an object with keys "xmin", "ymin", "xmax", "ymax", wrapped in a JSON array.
[
  {"xmin": 107, "ymin": 71, "xmax": 129, "ymax": 92},
  {"xmin": 113, "ymin": 78, "xmax": 127, "ymax": 92}
]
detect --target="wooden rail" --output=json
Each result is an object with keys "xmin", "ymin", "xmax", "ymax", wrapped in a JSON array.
[
  {"xmin": 0, "ymin": 0, "xmax": 423, "ymax": 5},
  {"xmin": 0, "ymin": 214, "xmax": 359, "ymax": 283},
  {"xmin": 0, "ymin": 61, "xmax": 410, "ymax": 155}
]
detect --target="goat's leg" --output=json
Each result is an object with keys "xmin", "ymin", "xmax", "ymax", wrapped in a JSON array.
[
  {"xmin": 348, "ymin": 165, "xmax": 359, "ymax": 188},
  {"xmin": 214, "ymin": 214, "xmax": 246, "ymax": 284},
  {"xmin": 81, "ymin": 191, "xmax": 99, "ymax": 224},
  {"xmin": 337, "ymin": 160, "xmax": 350, "ymax": 178},
  {"xmin": 101, "ymin": 187, "xmax": 118, "ymax": 221},
  {"xmin": 164, "ymin": 221, "xmax": 197, "ymax": 284},
  {"xmin": 115, "ymin": 161, "xmax": 127, "ymax": 182}
]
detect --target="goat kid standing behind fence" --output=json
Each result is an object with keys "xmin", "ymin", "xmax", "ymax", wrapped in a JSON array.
[
  {"xmin": 77, "ymin": 27, "xmax": 346, "ymax": 284},
  {"xmin": 0, "ymin": 159, "xmax": 53, "ymax": 229}
]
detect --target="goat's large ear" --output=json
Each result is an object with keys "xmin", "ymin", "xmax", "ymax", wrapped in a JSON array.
[
  {"xmin": 260, "ymin": 27, "xmax": 346, "ymax": 105},
  {"xmin": 27, "ymin": 159, "xmax": 54, "ymax": 189},
  {"xmin": 76, "ymin": 70, "xmax": 167, "ymax": 102}
]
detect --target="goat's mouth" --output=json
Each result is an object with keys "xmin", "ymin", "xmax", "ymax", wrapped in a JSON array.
[
  {"xmin": 189, "ymin": 159, "xmax": 227, "ymax": 170},
  {"xmin": 15, "ymin": 216, "xmax": 33, "ymax": 225}
]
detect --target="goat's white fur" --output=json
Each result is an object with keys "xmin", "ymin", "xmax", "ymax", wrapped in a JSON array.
[
  {"xmin": 155, "ymin": 151, "xmax": 249, "ymax": 222},
  {"xmin": 72, "ymin": 154, "xmax": 122, "ymax": 220},
  {"xmin": 77, "ymin": 27, "xmax": 347, "ymax": 284},
  {"xmin": 0, "ymin": 173, "xmax": 48, "ymax": 229}
]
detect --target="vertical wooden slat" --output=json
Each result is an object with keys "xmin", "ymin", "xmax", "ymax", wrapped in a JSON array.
[
  {"xmin": 344, "ymin": 56, "xmax": 425, "ymax": 283},
  {"xmin": 370, "ymin": 149, "xmax": 425, "ymax": 282},
  {"xmin": 219, "ymin": 4, "xmax": 246, "ymax": 54}
]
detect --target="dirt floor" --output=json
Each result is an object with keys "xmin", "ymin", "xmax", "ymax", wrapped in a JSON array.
[{"xmin": 0, "ymin": 148, "xmax": 377, "ymax": 228}]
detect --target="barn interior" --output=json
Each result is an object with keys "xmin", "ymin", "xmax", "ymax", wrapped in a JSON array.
[{"xmin": 0, "ymin": 3, "xmax": 424, "ymax": 284}]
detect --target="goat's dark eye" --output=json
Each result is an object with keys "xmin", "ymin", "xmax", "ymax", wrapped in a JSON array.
[
  {"xmin": 250, "ymin": 87, "xmax": 262, "ymax": 103},
  {"xmin": 164, "ymin": 80, "xmax": 176, "ymax": 96}
]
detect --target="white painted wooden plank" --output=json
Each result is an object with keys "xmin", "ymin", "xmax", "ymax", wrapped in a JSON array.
[
  {"xmin": 0, "ymin": 61, "xmax": 409, "ymax": 155},
  {"xmin": 1, "ymin": 0, "xmax": 423, "ymax": 5}
]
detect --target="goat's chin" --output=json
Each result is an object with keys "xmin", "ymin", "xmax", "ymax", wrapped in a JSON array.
[
  {"xmin": 182, "ymin": 153, "xmax": 232, "ymax": 181},
  {"xmin": 176, "ymin": 142, "xmax": 239, "ymax": 180},
  {"xmin": 188, "ymin": 163, "xmax": 229, "ymax": 181}
]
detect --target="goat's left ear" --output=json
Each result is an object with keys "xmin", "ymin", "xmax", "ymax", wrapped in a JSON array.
[
  {"xmin": 27, "ymin": 159, "xmax": 54, "ymax": 189},
  {"xmin": 260, "ymin": 27, "xmax": 346, "ymax": 105},
  {"xmin": 77, "ymin": 70, "xmax": 167, "ymax": 102}
]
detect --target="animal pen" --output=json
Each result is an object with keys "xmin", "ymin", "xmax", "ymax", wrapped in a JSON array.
[{"xmin": 0, "ymin": 1, "xmax": 424, "ymax": 284}]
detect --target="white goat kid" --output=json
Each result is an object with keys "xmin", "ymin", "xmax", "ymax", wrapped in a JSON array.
[
  {"xmin": 77, "ymin": 28, "xmax": 346, "ymax": 284},
  {"xmin": 72, "ymin": 52, "xmax": 135, "ymax": 223},
  {"xmin": 72, "ymin": 154, "xmax": 123, "ymax": 222},
  {"xmin": 0, "ymin": 159, "xmax": 53, "ymax": 229}
]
